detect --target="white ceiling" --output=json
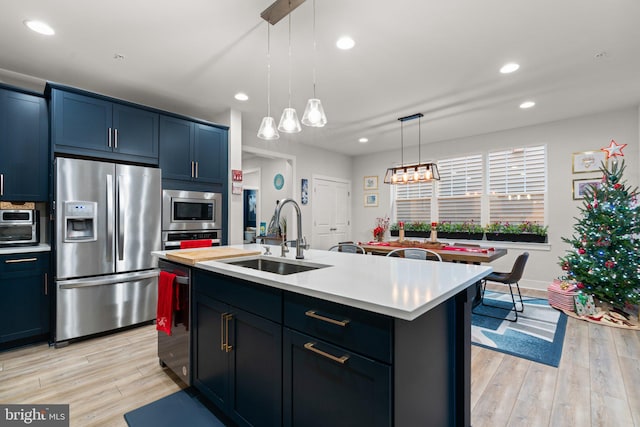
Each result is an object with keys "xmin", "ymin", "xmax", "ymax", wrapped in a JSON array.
[{"xmin": 1, "ymin": 0, "xmax": 639, "ymax": 157}]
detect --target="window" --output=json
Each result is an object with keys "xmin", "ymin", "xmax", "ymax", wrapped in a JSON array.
[
  {"xmin": 437, "ymin": 154, "xmax": 483, "ymax": 223},
  {"xmin": 488, "ymin": 145, "xmax": 546, "ymax": 224},
  {"xmin": 394, "ymin": 181, "xmax": 432, "ymax": 224}
]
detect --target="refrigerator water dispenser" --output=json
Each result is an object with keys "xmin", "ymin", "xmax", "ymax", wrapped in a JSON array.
[{"xmin": 64, "ymin": 201, "xmax": 97, "ymax": 242}]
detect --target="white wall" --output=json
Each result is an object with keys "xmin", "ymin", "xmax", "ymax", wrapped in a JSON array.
[
  {"xmin": 213, "ymin": 109, "xmax": 243, "ymax": 245},
  {"xmin": 352, "ymin": 107, "xmax": 639, "ymax": 291}
]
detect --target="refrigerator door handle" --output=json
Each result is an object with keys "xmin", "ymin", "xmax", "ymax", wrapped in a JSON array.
[
  {"xmin": 117, "ymin": 175, "xmax": 125, "ymax": 261},
  {"xmin": 58, "ymin": 269, "xmax": 160, "ymax": 289},
  {"xmin": 106, "ymin": 174, "xmax": 114, "ymax": 263}
]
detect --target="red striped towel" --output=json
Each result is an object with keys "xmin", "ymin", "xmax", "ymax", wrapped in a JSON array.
[{"xmin": 180, "ymin": 239, "xmax": 212, "ymax": 249}]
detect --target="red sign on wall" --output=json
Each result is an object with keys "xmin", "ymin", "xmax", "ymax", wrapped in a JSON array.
[{"xmin": 232, "ymin": 169, "xmax": 243, "ymax": 182}]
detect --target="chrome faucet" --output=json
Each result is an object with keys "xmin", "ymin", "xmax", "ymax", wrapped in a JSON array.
[{"xmin": 274, "ymin": 198, "xmax": 308, "ymax": 259}]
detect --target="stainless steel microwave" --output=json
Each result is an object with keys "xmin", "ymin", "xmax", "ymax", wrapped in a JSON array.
[
  {"xmin": 162, "ymin": 190, "xmax": 222, "ymax": 231},
  {"xmin": 0, "ymin": 209, "xmax": 38, "ymax": 246}
]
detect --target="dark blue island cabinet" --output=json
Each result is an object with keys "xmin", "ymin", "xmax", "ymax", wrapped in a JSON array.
[
  {"xmin": 0, "ymin": 86, "xmax": 49, "ymax": 201},
  {"xmin": 0, "ymin": 252, "xmax": 50, "ymax": 349},
  {"xmin": 49, "ymin": 87, "xmax": 159, "ymax": 165},
  {"xmin": 193, "ymin": 270, "xmax": 282, "ymax": 427},
  {"xmin": 192, "ymin": 268, "xmax": 475, "ymax": 427},
  {"xmin": 159, "ymin": 115, "xmax": 228, "ymax": 192}
]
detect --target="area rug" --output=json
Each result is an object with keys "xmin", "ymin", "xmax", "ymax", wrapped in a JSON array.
[
  {"xmin": 471, "ymin": 291, "xmax": 568, "ymax": 367},
  {"xmin": 124, "ymin": 388, "xmax": 226, "ymax": 427}
]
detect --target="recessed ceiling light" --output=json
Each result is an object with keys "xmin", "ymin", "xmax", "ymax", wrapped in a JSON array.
[
  {"xmin": 234, "ymin": 92, "xmax": 249, "ymax": 101},
  {"xmin": 519, "ymin": 101, "xmax": 536, "ymax": 109},
  {"xmin": 500, "ymin": 63, "xmax": 520, "ymax": 74},
  {"xmin": 24, "ymin": 20, "xmax": 55, "ymax": 36},
  {"xmin": 358, "ymin": 137, "xmax": 369, "ymax": 143},
  {"xmin": 336, "ymin": 36, "xmax": 355, "ymax": 50}
]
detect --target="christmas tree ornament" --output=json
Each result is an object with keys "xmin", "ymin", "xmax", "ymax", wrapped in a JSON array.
[{"xmin": 601, "ymin": 139, "xmax": 627, "ymax": 158}]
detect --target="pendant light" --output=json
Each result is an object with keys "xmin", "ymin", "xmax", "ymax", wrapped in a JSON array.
[
  {"xmin": 278, "ymin": 13, "xmax": 302, "ymax": 133},
  {"xmin": 301, "ymin": 0, "xmax": 327, "ymax": 127},
  {"xmin": 257, "ymin": 23, "xmax": 280, "ymax": 140},
  {"xmin": 384, "ymin": 113, "xmax": 440, "ymax": 184}
]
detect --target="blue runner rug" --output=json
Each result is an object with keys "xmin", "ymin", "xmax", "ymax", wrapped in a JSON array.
[
  {"xmin": 471, "ymin": 290, "xmax": 568, "ymax": 367},
  {"xmin": 124, "ymin": 388, "xmax": 226, "ymax": 427}
]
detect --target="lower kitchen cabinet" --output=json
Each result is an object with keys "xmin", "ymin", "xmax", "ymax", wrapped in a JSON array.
[
  {"xmin": 193, "ymin": 274, "xmax": 282, "ymax": 427},
  {"xmin": 283, "ymin": 328, "xmax": 391, "ymax": 427},
  {"xmin": 0, "ymin": 252, "xmax": 50, "ymax": 347},
  {"xmin": 191, "ymin": 269, "xmax": 473, "ymax": 426}
]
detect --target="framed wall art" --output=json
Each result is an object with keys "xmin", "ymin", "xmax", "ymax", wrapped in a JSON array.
[
  {"xmin": 364, "ymin": 176, "xmax": 378, "ymax": 190},
  {"xmin": 364, "ymin": 193, "xmax": 379, "ymax": 207},
  {"xmin": 572, "ymin": 151, "xmax": 606, "ymax": 174},
  {"xmin": 573, "ymin": 178, "xmax": 602, "ymax": 200}
]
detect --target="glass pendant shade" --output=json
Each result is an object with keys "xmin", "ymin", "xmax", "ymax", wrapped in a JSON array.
[
  {"xmin": 278, "ymin": 107, "xmax": 302, "ymax": 133},
  {"xmin": 301, "ymin": 98, "xmax": 327, "ymax": 127},
  {"xmin": 257, "ymin": 116, "xmax": 279, "ymax": 140}
]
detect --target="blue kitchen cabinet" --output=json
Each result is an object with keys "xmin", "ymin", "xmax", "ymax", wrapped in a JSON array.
[
  {"xmin": 193, "ymin": 270, "xmax": 282, "ymax": 427},
  {"xmin": 0, "ymin": 252, "xmax": 50, "ymax": 348},
  {"xmin": 0, "ymin": 86, "xmax": 49, "ymax": 201},
  {"xmin": 50, "ymin": 87, "xmax": 159, "ymax": 165},
  {"xmin": 159, "ymin": 115, "xmax": 228, "ymax": 191},
  {"xmin": 283, "ymin": 328, "xmax": 392, "ymax": 427}
]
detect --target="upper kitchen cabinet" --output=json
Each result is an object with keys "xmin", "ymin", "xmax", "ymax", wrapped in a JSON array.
[
  {"xmin": 0, "ymin": 86, "xmax": 49, "ymax": 201},
  {"xmin": 49, "ymin": 85, "xmax": 159, "ymax": 165},
  {"xmin": 159, "ymin": 115, "xmax": 228, "ymax": 192}
]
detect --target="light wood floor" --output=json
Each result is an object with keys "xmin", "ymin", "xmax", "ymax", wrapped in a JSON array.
[{"xmin": 1, "ymin": 313, "xmax": 638, "ymax": 426}]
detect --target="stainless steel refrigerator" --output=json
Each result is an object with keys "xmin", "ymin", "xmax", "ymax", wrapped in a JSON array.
[{"xmin": 54, "ymin": 157, "xmax": 161, "ymax": 344}]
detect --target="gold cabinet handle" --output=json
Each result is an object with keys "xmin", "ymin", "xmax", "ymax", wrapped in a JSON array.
[
  {"xmin": 220, "ymin": 313, "xmax": 226, "ymax": 351},
  {"xmin": 305, "ymin": 310, "xmax": 350, "ymax": 327},
  {"xmin": 5, "ymin": 257, "xmax": 38, "ymax": 264},
  {"xmin": 304, "ymin": 342, "xmax": 349, "ymax": 364},
  {"xmin": 224, "ymin": 313, "xmax": 233, "ymax": 352}
]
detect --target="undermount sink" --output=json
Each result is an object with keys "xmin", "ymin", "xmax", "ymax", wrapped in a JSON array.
[{"xmin": 225, "ymin": 257, "xmax": 329, "ymax": 275}]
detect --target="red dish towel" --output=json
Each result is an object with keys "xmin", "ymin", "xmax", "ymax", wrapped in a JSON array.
[
  {"xmin": 180, "ymin": 239, "xmax": 212, "ymax": 249},
  {"xmin": 157, "ymin": 271, "xmax": 176, "ymax": 336}
]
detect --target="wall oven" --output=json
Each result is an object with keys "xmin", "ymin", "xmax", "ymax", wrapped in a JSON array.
[
  {"xmin": 0, "ymin": 209, "xmax": 38, "ymax": 246},
  {"xmin": 162, "ymin": 190, "xmax": 222, "ymax": 249}
]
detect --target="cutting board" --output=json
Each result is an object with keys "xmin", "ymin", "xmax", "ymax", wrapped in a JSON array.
[{"xmin": 165, "ymin": 247, "xmax": 262, "ymax": 265}]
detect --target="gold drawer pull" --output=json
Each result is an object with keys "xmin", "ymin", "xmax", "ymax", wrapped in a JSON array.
[
  {"xmin": 5, "ymin": 257, "xmax": 38, "ymax": 264},
  {"xmin": 305, "ymin": 310, "xmax": 350, "ymax": 327},
  {"xmin": 304, "ymin": 342, "xmax": 349, "ymax": 364}
]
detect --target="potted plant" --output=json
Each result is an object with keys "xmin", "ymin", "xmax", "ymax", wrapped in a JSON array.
[
  {"xmin": 389, "ymin": 221, "xmax": 431, "ymax": 238},
  {"xmin": 485, "ymin": 221, "xmax": 548, "ymax": 243},
  {"xmin": 437, "ymin": 220, "xmax": 484, "ymax": 240},
  {"xmin": 405, "ymin": 221, "xmax": 430, "ymax": 238}
]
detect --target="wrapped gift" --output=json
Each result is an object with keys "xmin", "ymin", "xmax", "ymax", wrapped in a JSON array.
[
  {"xmin": 547, "ymin": 279, "xmax": 578, "ymax": 311},
  {"xmin": 574, "ymin": 293, "xmax": 597, "ymax": 316}
]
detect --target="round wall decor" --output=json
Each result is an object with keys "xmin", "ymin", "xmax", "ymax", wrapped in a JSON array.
[{"xmin": 274, "ymin": 173, "xmax": 285, "ymax": 190}]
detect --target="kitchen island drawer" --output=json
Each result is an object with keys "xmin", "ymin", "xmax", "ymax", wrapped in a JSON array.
[
  {"xmin": 284, "ymin": 292, "xmax": 393, "ymax": 364},
  {"xmin": 193, "ymin": 269, "xmax": 282, "ymax": 323},
  {"xmin": 0, "ymin": 252, "xmax": 48, "ymax": 273}
]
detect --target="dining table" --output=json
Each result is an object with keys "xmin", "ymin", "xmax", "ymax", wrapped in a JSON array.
[{"xmin": 359, "ymin": 241, "xmax": 508, "ymax": 264}]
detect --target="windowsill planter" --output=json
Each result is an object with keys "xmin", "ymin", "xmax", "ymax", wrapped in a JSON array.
[
  {"xmin": 437, "ymin": 232, "xmax": 484, "ymax": 240},
  {"xmin": 485, "ymin": 233, "xmax": 547, "ymax": 243},
  {"xmin": 390, "ymin": 230, "xmax": 431, "ymax": 238}
]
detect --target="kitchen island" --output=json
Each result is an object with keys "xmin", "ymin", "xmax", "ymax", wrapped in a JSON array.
[{"xmin": 154, "ymin": 244, "xmax": 493, "ymax": 427}]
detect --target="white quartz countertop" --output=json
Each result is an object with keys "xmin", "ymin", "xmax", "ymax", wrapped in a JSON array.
[
  {"xmin": 0, "ymin": 243, "xmax": 51, "ymax": 255},
  {"xmin": 153, "ymin": 244, "xmax": 493, "ymax": 321}
]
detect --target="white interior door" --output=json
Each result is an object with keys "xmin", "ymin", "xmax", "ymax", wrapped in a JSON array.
[{"xmin": 312, "ymin": 177, "xmax": 351, "ymax": 249}]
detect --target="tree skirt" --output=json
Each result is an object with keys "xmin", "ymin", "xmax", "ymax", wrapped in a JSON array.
[{"xmin": 560, "ymin": 308, "xmax": 640, "ymax": 330}]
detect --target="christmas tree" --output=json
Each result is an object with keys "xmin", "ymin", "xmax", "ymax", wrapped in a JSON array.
[{"xmin": 559, "ymin": 156, "xmax": 640, "ymax": 309}]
